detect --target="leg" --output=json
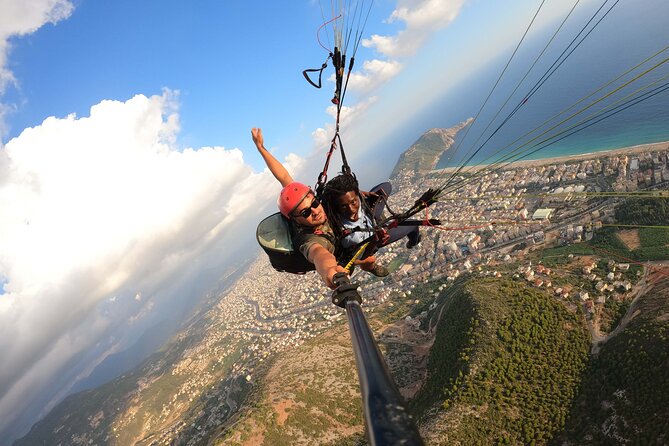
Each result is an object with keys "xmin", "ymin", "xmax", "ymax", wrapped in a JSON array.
[
  {"xmin": 355, "ymin": 255, "xmax": 389, "ymax": 277},
  {"xmin": 355, "ymin": 256, "xmax": 377, "ymax": 271},
  {"xmin": 369, "ymin": 182, "xmax": 391, "ymax": 222},
  {"xmin": 384, "ymin": 224, "xmax": 421, "ymax": 248}
]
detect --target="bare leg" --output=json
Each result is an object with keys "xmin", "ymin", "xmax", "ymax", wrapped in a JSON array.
[{"xmin": 355, "ymin": 256, "xmax": 377, "ymax": 271}]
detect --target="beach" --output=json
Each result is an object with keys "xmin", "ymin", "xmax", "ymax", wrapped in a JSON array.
[{"xmin": 434, "ymin": 140, "xmax": 669, "ymax": 174}]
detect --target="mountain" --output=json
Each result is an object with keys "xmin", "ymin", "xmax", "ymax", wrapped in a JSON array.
[
  {"xmin": 24, "ymin": 266, "xmax": 666, "ymax": 445},
  {"xmin": 69, "ymin": 319, "xmax": 178, "ymax": 394},
  {"xmin": 390, "ymin": 119, "xmax": 471, "ymax": 178},
  {"xmin": 553, "ymin": 269, "xmax": 669, "ymax": 444},
  {"xmin": 15, "ymin": 136, "xmax": 669, "ymax": 446},
  {"xmin": 220, "ymin": 276, "xmax": 593, "ymax": 444}
]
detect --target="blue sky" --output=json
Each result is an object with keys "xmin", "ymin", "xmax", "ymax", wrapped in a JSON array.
[
  {"xmin": 7, "ymin": 0, "xmax": 668, "ymax": 441},
  {"xmin": 1, "ymin": 0, "xmax": 576, "ymax": 170},
  {"xmin": 3, "ymin": 0, "xmax": 400, "ymax": 163}
]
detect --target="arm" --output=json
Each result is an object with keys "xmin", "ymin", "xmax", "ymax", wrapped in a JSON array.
[
  {"xmin": 251, "ymin": 128, "xmax": 294, "ymax": 187},
  {"xmin": 306, "ymin": 243, "xmax": 349, "ymax": 289}
]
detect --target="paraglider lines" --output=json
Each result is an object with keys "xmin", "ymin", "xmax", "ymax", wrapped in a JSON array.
[
  {"xmin": 443, "ymin": 0, "xmax": 622, "ymax": 190},
  {"xmin": 436, "ymin": 52, "xmax": 669, "ymax": 197}
]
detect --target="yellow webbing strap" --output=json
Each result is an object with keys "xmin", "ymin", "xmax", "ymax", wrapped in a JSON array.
[{"xmin": 344, "ymin": 241, "xmax": 370, "ymax": 272}]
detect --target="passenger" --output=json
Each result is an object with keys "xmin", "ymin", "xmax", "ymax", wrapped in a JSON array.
[
  {"xmin": 322, "ymin": 173, "xmax": 421, "ymax": 277},
  {"xmin": 252, "ymin": 128, "xmax": 348, "ymax": 288}
]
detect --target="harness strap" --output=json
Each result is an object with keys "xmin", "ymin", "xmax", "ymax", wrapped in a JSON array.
[
  {"xmin": 341, "ymin": 226, "xmax": 369, "ymax": 237},
  {"xmin": 315, "ymin": 47, "xmax": 355, "ymax": 197},
  {"xmin": 302, "ymin": 54, "xmax": 331, "ymax": 89},
  {"xmin": 344, "ymin": 241, "xmax": 371, "ymax": 272},
  {"xmin": 316, "ymin": 134, "xmax": 339, "ymax": 197},
  {"xmin": 397, "ymin": 218, "xmax": 442, "ymax": 226}
]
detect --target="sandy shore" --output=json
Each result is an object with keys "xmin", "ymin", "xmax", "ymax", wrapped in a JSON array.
[{"xmin": 434, "ymin": 140, "xmax": 669, "ymax": 173}]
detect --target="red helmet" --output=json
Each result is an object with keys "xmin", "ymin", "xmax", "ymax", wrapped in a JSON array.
[{"xmin": 278, "ymin": 182, "xmax": 311, "ymax": 218}]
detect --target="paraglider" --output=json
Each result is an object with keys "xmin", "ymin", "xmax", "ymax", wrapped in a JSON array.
[
  {"xmin": 253, "ymin": 127, "xmax": 346, "ymax": 289},
  {"xmin": 255, "ymin": 1, "xmax": 441, "ymax": 285}
]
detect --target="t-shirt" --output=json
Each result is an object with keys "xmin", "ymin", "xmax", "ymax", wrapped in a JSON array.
[
  {"xmin": 293, "ymin": 220, "xmax": 336, "ymax": 261},
  {"xmin": 340, "ymin": 198, "xmax": 374, "ymax": 249}
]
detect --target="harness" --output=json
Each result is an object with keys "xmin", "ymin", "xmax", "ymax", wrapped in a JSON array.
[
  {"xmin": 336, "ymin": 192, "xmax": 442, "ymax": 271},
  {"xmin": 256, "ymin": 213, "xmax": 339, "ymax": 274}
]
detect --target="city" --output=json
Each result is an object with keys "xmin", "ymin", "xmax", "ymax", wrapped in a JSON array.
[
  {"xmin": 22, "ymin": 143, "xmax": 669, "ymax": 445},
  {"xmin": 162, "ymin": 143, "xmax": 668, "ymax": 445}
]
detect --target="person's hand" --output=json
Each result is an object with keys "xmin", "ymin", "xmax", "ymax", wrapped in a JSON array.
[
  {"xmin": 251, "ymin": 127, "xmax": 264, "ymax": 150},
  {"xmin": 363, "ymin": 190, "xmax": 384, "ymax": 208},
  {"xmin": 375, "ymin": 227, "xmax": 390, "ymax": 245},
  {"xmin": 326, "ymin": 265, "xmax": 349, "ymax": 290}
]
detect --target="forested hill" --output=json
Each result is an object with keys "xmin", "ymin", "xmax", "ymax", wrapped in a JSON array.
[
  {"xmin": 413, "ymin": 278, "xmax": 591, "ymax": 445},
  {"xmin": 553, "ymin": 269, "xmax": 669, "ymax": 444},
  {"xmin": 390, "ymin": 119, "xmax": 471, "ymax": 178},
  {"xmin": 220, "ymin": 271, "xmax": 669, "ymax": 445},
  {"xmin": 218, "ymin": 276, "xmax": 596, "ymax": 445}
]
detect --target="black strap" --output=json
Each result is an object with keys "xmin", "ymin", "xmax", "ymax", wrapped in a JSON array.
[
  {"xmin": 379, "ymin": 188, "xmax": 441, "ymax": 226},
  {"xmin": 331, "ymin": 47, "xmax": 344, "ymax": 104},
  {"xmin": 397, "ymin": 218, "xmax": 441, "ymax": 226},
  {"xmin": 312, "ymin": 48, "xmax": 355, "ymax": 196},
  {"xmin": 302, "ymin": 53, "xmax": 332, "ymax": 89}
]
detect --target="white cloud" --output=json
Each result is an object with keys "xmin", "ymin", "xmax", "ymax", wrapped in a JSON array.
[
  {"xmin": 0, "ymin": 0, "xmax": 74, "ymax": 87},
  {"xmin": 0, "ymin": 0, "xmax": 73, "ymax": 38},
  {"xmin": 311, "ymin": 96, "xmax": 378, "ymax": 151},
  {"xmin": 346, "ymin": 59, "xmax": 403, "ymax": 93},
  {"xmin": 361, "ymin": 34, "xmax": 399, "ymax": 58},
  {"xmin": 363, "ymin": 0, "xmax": 466, "ymax": 57},
  {"xmin": 338, "ymin": 0, "xmax": 465, "ymax": 97},
  {"xmin": 0, "ymin": 92, "xmax": 292, "ymax": 437},
  {"xmin": 0, "ymin": 0, "xmax": 74, "ymax": 137}
]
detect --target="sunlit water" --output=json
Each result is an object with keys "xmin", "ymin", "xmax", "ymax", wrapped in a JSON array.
[{"xmin": 436, "ymin": 1, "xmax": 669, "ymax": 168}]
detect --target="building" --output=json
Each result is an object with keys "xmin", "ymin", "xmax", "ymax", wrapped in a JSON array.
[{"xmin": 532, "ymin": 208, "xmax": 553, "ymax": 220}]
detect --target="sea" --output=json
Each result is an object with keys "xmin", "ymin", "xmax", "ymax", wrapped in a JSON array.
[{"xmin": 432, "ymin": 0, "xmax": 669, "ymax": 169}]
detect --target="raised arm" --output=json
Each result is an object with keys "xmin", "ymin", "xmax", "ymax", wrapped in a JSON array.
[{"xmin": 251, "ymin": 128, "xmax": 294, "ymax": 187}]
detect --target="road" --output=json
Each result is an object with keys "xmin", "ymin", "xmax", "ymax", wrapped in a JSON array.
[{"xmin": 589, "ymin": 263, "xmax": 657, "ymax": 353}]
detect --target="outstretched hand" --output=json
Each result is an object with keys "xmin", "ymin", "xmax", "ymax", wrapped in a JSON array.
[{"xmin": 251, "ymin": 127, "xmax": 264, "ymax": 150}]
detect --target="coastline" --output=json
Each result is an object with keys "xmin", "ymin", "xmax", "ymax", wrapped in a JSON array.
[{"xmin": 433, "ymin": 140, "xmax": 669, "ymax": 174}]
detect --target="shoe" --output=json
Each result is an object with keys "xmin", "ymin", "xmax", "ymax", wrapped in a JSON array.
[
  {"xmin": 370, "ymin": 264, "xmax": 390, "ymax": 277},
  {"xmin": 406, "ymin": 230, "xmax": 422, "ymax": 249}
]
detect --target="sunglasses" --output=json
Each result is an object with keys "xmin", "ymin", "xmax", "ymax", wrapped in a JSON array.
[{"xmin": 294, "ymin": 197, "xmax": 321, "ymax": 219}]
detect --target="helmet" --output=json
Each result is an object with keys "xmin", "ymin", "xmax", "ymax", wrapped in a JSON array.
[{"xmin": 278, "ymin": 182, "xmax": 311, "ymax": 218}]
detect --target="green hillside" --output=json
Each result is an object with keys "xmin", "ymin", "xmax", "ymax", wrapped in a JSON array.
[
  {"xmin": 391, "ymin": 122, "xmax": 469, "ymax": 177},
  {"xmin": 615, "ymin": 197, "xmax": 669, "ymax": 226},
  {"xmin": 553, "ymin": 273, "xmax": 669, "ymax": 445},
  {"xmin": 414, "ymin": 278, "xmax": 591, "ymax": 445}
]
